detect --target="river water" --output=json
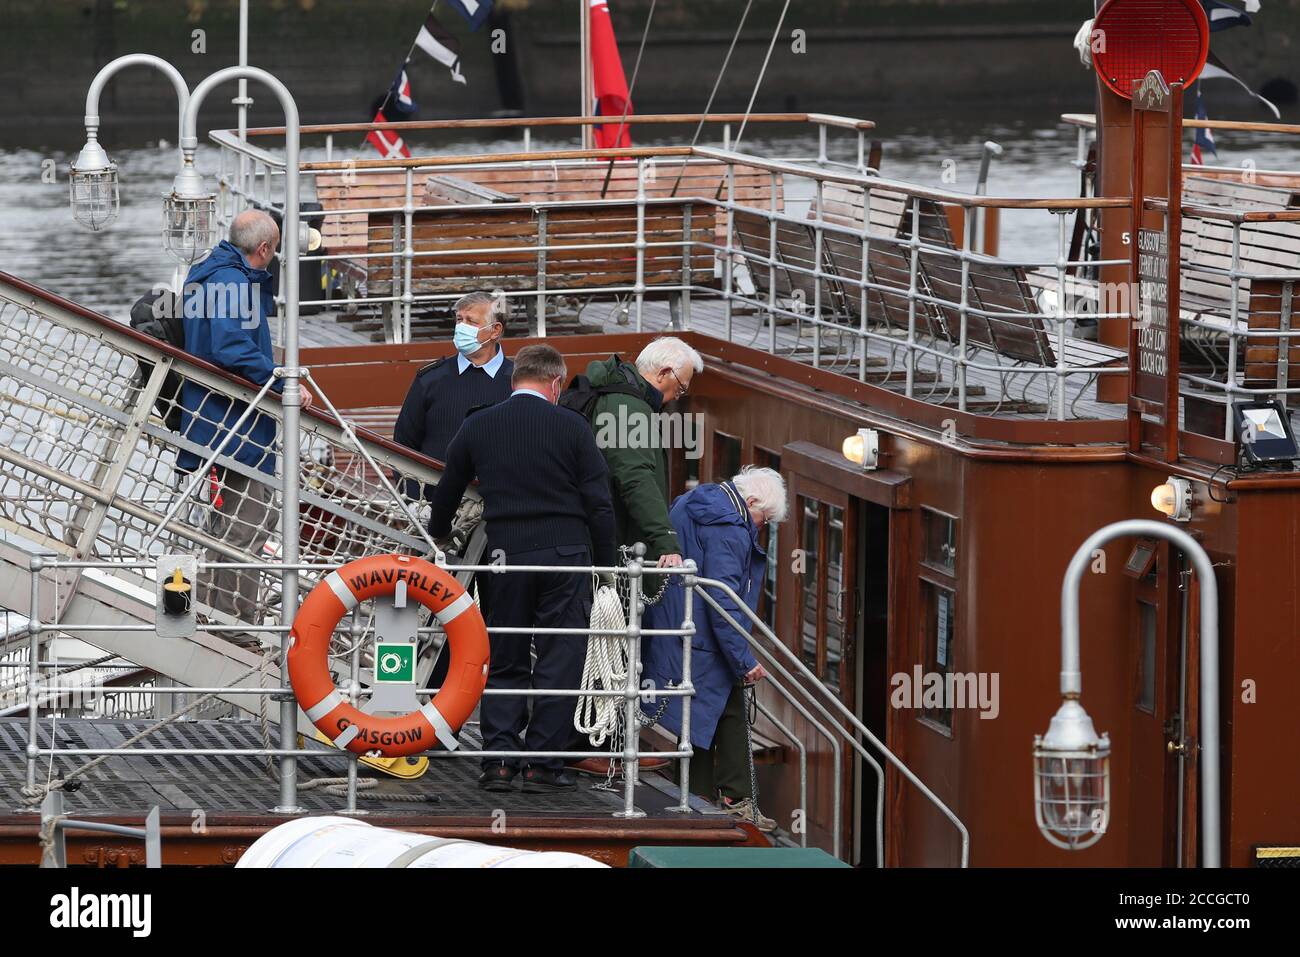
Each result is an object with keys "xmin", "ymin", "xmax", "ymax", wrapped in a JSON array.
[{"xmin": 4, "ymin": 109, "xmax": 1300, "ymax": 322}]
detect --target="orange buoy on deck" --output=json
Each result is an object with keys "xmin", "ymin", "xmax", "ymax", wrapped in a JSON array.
[{"xmin": 288, "ymin": 554, "xmax": 489, "ymax": 757}]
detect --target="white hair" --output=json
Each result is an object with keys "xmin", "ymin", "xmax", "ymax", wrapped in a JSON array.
[
  {"xmin": 636, "ymin": 336, "xmax": 704, "ymax": 378},
  {"xmin": 732, "ymin": 465, "xmax": 788, "ymax": 524}
]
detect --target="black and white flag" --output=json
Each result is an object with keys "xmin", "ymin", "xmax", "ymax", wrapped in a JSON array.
[
  {"xmin": 415, "ymin": 12, "xmax": 467, "ymax": 85},
  {"xmin": 1201, "ymin": 49, "xmax": 1280, "ymax": 118}
]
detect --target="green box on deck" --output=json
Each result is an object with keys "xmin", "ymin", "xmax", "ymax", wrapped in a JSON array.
[{"xmin": 628, "ymin": 846, "xmax": 850, "ymax": 868}]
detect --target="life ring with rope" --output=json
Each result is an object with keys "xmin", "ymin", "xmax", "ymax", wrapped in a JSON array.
[{"xmin": 288, "ymin": 554, "xmax": 489, "ymax": 757}]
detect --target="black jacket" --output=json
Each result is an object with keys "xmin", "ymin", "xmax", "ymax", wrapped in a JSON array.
[{"xmin": 430, "ymin": 392, "xmax": 618, "ymax": 566}]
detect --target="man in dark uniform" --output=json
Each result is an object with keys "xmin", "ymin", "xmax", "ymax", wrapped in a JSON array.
[
  {"xmin": 394, "ymin": 291, "xmax": 512, "ymax": 690},
  {"xmin": 394, "ymin": 291, "xmax": 513, "ymax": 465},
  {"xmin": 430, "ymin": 344, "xmax": 617, "ymax": 794}
]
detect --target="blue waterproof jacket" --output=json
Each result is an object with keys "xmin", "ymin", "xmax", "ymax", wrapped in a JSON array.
[
  {"xmin": 642, "ymin": 481, "xmax": 765, "ymax": 749},
  {"xmin": 177, "ymin": 240, "xmax": 281, "ymax": 475}
]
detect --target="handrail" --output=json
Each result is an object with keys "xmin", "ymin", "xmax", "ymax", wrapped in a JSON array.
[
  {"xmin": 238, "ymin": 112, "xmax": 851, "ymax": 138},
  {"xmin": 692, "ymin": 575, "xmax": 971, "ymax": 867},
  {"xmin": 1063, "ymin": 111, "xmax": 1300, "ymax": 137}
]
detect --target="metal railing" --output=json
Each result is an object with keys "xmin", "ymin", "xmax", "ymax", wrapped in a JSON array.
[
  {"xmin": 209, "ymin": 122, "xmax": 1136, "ymax": 422},
  {"xmin": 17, "ymin": 552, "xmax": 963, "ymax": 864}
]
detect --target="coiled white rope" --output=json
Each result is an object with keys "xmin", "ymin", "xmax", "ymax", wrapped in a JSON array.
[{"xmin": 574, "ymin": 582, "xmax": 627, "ymax": 746}]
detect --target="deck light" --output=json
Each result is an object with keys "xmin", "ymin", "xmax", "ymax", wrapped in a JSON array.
[
  {"xmin": 1033, "ymin": 700, "xmax": 1111, "ymax": 850},
  {"xmin": 162, "ymin": 154, "xmax": 218, "ymax": 265},
  {"xmin": 1046, "ymin": 519, "xmax": 1222, "ymax": 865},
  {"xmin": 842, "ymin": 428, "xmax": 879, "ymax": 470},
  {"xmin": 1150, "ymin": 476, "xmax": 1192, "ymax": 522},
  {"xmin": 69, "ymin": 135, "xmax": 119, "ymax": 232}
]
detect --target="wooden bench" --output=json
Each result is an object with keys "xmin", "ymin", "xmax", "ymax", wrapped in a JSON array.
[
  {"xmin": 315, "ymin": 159, "xmax": 782, "ymax": 261},
  {"xmin": 1179, "ymin": 178, "xmax": 1300, "ymax": 403},
  {"xmin": 365, "ymin": 200, "xmax": 714, "ymax": 300}
]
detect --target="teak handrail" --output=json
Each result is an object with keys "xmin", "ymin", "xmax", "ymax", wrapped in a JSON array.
[{"xmin": 240, "ymin": 112, "xmax": 866, "ymax": 138}]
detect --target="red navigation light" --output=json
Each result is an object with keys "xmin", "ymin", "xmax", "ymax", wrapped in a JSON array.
[{"xmin": 1091, "ymin": 0, "xmax": 1210, "ymax": 100}]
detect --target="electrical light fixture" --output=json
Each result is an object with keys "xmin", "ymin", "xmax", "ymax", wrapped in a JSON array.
[
  {"xmin": 1150, "ymin": 476, "xmax": 1192, "ymax": 522},
  {"xmin": 842, "ymin": 428, "xmax": 880, "ymax": 470},
  {"xmin": 69, "ymin": 134, "xmax": 119, "ymax": 232}
]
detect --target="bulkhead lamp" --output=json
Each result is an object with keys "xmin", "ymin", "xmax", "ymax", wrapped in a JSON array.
[
  {"xmin": 842, "ymin": 428, "xmax": 880, "ymax": 470},
  {"xmin": 1150, "ymin": 476, "xmax": 1192, "ymax": 522}
]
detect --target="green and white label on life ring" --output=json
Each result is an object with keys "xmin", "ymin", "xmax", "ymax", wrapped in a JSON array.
[{"xmin": 375, "ymin": 643, "xmax": 415, "ymax": 684}]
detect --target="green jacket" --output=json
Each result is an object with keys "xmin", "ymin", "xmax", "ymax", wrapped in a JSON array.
[{"xmin": 584, "ymin": 355, "xmax": 680, "ymax": 562}]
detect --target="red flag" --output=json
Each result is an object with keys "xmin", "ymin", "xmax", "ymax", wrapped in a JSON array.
[
  {"xmin": 367, "ymin": 109, "xmax": 411, "ymax": 159},
  {"xmin": 589, "ymin": 0, "xmax": 632, "ymax": 150}
]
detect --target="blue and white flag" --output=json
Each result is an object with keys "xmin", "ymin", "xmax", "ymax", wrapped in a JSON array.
[
  {"xmin": 1199, "ymin": 0, "xmax": 1253, "ymax": 32},
  {"xmin": 446, "ymin": 0, "xmax": 493, "ymax": 31}
]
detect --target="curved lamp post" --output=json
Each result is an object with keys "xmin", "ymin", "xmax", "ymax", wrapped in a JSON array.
[
  {"xmin": 70, "ymin": 54, "xmax": 190, "ymax": 236},
  {"xmin": 1038, "ymin": 519, "xmax": 1220, "ymax": 867},
  {"xmin": 179, "ymin": 65, "xmax": 304, "ymax": 814}
]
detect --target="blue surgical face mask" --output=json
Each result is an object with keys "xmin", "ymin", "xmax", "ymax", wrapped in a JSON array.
[{"xmin": 454, "ymin": 322, "xmax": 484, "ymax": 356}]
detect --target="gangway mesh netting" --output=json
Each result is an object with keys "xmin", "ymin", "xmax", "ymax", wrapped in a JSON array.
[{"xmin": 0, "ymin": 279, "xmax": 454, "ymax": 630}]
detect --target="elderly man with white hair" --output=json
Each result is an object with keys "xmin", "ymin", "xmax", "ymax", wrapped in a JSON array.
[
  {"xmin": 563, "ymin": 336, "xmax": 703, "ymax": 776},
  {"xmin": 640, "ymin": 465, "xmax": 788, "ymax": 831},
  {"xmin": 578, "ymin": 336, "xmax": 704, "ymax": 566}
]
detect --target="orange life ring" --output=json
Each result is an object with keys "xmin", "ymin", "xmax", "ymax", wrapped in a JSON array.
[{"xmin": 288, "ymin": 554, "xmax": 489, "ymax": 757}]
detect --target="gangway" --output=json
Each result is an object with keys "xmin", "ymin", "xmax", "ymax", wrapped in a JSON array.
[{"xmin": 0, "ymin": 270, "xmax": 481, "ymax": 716}]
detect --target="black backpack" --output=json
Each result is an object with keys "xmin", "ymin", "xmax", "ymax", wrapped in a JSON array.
[
  {"xmin": 558, "ymin": 372, "xmax": 644, "ymax": 423},
  {"xmin": 128, "ymin": 289, "xmax": 186, "ymax": 433}
]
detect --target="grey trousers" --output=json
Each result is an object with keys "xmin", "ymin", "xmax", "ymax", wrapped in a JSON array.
[{"xmin": 202, "ymin": 469, "xmax": 278, "ymax": 625}]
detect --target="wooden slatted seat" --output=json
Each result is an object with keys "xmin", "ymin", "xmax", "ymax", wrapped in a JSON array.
[
  {"xmin": 366, "ymin": 200, "xmax": 714, "ymax": 299},
  {"xmin": 315, "ymin": 159, "xmax": 782, "ymax": 259},
  {"xmin": 314, "ymin": 159, "xmax": 783, "ymax": 311}
]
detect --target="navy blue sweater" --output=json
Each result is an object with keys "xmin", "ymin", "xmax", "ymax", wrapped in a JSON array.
[
  {"xmin": 394, "ymin": 351, "xmax": 515, "ymax": 463},
  {"xmin": 429, "ymin": 392, "xmax": 618, "ymax": 566}
]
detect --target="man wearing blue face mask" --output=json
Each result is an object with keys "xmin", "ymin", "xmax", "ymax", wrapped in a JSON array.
[{"xmin": 394, "ymin": 291, "xmax": 514, "ymax": 468}]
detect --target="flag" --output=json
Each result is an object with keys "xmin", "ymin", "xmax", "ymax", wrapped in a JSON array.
[
  {"xmin": 415, "ymin": 12, "xmax": 468, "ymax": 85},
  {"xmin": 589, "ymin": 0, "xmax": 632, "ymax": 150},
  {"xmin": 446, "ymin": 0, "xmax": 492, "ymax": 32},
  {"xmin": 1200, "ymin": 49, "xmax": 1280, "ymax": 118},
  {"xmin": 1190, "ymin": 88, "xmax": 1217, "ymax": 165},
  {"xmin": 1199, "ymin": 0, "xmax": 1252, "ymax": 31},
  {"xmin": 367, "ymin": 67, "xmax": 415, "ymax": 159}
]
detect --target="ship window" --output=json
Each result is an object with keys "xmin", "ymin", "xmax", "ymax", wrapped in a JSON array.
[
  {"xmin": 712, "ymin": 431, "xmax": 742, "ymax": 483},
  {"xmin": 921, "ymin": 507, "xmax": 957, "ymax": 574},
  {"xmin": 799, "ymin": 496, "xmax": 820, "ymax": 675},
  {"xmin": 796, "ymin": 492, "xmax": 851, "ymax": 696},
  {"xmin": 755, "ymin": 449, "xmax": 781, "ymax": 631},
  {"xmin": 920, "ymin": 578, "xmax": 956, "ymax": 732},
  {"xmin": 1137, "ymin": 601, "xmax": 1157, "ymax": 714}
]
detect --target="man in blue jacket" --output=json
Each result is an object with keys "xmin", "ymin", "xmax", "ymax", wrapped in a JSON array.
[
  {"xmin": 641, "ymin": 466, "xmax": 788, "ymax": 831},
  {"xmin": 179, "ymin": 210, "xmax": 311, "ymax": 637}
]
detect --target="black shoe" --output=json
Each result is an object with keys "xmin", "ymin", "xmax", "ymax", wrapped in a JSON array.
[
  {"xmin": 521, "ymin": 767, "xmax": 578, "ymax": 793},
  {"xmin": 478, "ymin": 764, "xmax": 517, "ymax": 792}
]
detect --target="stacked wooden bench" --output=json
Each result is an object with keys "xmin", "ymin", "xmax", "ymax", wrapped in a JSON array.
[
  {"xmin": 312, "ymin": 159, "xmax": 783, "ymax": 338},
  {"xmin": 1179, "ymin": 175, "xmax": 1300, "ymax": 428}
]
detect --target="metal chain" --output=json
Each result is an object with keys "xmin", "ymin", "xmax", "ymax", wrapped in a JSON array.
[
  {"xmin": 742, "ymin": 683, "xmax": 764, "ymax": 820},
  {"xmin": 617, "ymin": 545, "xmax": 670, "ymax": 605}
]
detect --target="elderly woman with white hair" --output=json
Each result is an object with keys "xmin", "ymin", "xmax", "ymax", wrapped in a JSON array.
[{"xmin": 640, "ymin": 465, "xmax": 788, "ymax": 832}]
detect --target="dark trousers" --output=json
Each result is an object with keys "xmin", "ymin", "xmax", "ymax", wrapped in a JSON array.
[
  {"xmin": 428, "ymin": 573, "xmax": 493, "ymax": 690},
  {"xmin": 480, "ymin": 544, "xmax": 592, "ymax": 772},
  {"xmin": 685, "ymin": 683, "xmax": 752, "ymax": 803}
]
